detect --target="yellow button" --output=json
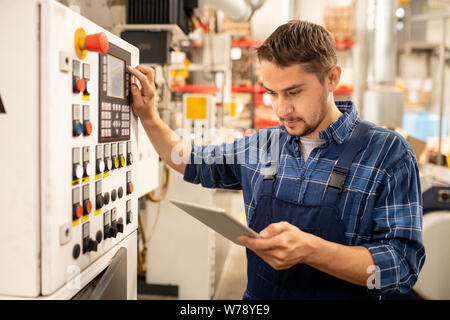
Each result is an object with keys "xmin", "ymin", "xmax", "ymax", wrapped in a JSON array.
[{"xmin": 114, "ymin": 157, "xmax": 119, "ymax": 168}]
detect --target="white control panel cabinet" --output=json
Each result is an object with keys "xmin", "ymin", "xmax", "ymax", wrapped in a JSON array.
[{"xmin": 0, "ymin": 0, "xmax": 158, "ymax": 299}]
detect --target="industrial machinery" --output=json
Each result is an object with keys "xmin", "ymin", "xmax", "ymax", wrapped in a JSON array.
[{"xmin": 0, "ymin": 0, "xmax": 159, "ymax": 299}]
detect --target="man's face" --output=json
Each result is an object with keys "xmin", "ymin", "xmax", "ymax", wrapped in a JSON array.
[{"xmin": 261, "ymin": 61, "xmax": 329, "ymax": 137}]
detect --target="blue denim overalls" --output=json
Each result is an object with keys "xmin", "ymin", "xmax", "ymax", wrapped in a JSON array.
[{"xmin": 243, "ymin": 120, "xmax": 374, "ymax": 300}]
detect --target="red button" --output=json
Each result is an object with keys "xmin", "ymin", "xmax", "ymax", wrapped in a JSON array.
[
  {"xmin": 76, "ymin": 78, "xmax": 86, "ymax": 92},
  {"xmin": 84, "ymin": 32, "xmax": 109, "ymax": 54},
  {"xmin": 76, "ymin": 205, "xmax": 83, "ymax": 219},
  {"xmin": 85, "ymin": 200, "xmax": 92, "ymax": 215},
  {"xmin": 128, "ymin": 183, "xmax": 133, "ymax": 195},
  {"xmin": 85, "ymin": 121, "xmax": 93, "ymax": 136}
]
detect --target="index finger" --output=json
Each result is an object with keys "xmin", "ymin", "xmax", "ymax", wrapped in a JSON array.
[{"xmin": 127, "ymin": 66, "xmax": 153, "ymax": 97}]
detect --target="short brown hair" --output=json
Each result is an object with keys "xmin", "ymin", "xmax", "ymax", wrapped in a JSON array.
[{"xmin": 257, "ymin": 20, "xmax": 337, "ymax": 83}]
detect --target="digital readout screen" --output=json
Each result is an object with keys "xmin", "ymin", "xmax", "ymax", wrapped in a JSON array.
[{"xmin": 107, "ymin": 54, "xmax": 125, "ymax": 99}]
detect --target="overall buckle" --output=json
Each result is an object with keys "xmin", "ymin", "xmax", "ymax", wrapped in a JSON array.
[{"xmin": 327, "ymin": 165, "xmax": 348, "ymax": 194}]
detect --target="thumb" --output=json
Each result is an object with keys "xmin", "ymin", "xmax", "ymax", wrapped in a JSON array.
[{"xmin": 260, "ymin": 222, "xmax": 290, "ymax": 239}]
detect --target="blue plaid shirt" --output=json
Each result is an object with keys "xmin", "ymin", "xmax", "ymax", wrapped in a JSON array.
[{"xmin": 183, "ymin": 101, "xmax": 425, "ymax": 295}]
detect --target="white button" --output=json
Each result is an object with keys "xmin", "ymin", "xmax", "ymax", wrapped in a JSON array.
[
  {"xmin": 75, "ymin": 164, "xmax": 84, "ymax": 179},
  {"xmin": 84, "ymin": 162, "xmax": 93, "ymax": 176}
]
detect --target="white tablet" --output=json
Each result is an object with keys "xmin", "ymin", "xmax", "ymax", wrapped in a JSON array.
[{"xmin": 170, "ymin": 199, "xmax": 260, "ymax": 246}]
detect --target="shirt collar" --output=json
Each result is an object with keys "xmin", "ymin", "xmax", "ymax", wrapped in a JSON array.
[{"xmin": 284, "ymin": 100, "xmax": 359, "ymax": 145}]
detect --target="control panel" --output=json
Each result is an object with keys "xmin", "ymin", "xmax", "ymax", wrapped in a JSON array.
[{"xmin": 0, "ymin": 0, "xmax": 150, "ymax": 298}]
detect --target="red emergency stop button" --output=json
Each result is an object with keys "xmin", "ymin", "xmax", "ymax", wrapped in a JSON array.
[
  {"xmin": 75, "ymin": 28, "xmax": 109, "ymax": 59},
  {"xmin": 85, "ymin": 33, "xmax": 109, "ymax": 54}
]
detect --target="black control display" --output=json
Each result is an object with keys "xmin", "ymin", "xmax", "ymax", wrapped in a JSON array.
[{"xmin": 99, "ymin": 43, "xmax": 131, "ymax": 143}]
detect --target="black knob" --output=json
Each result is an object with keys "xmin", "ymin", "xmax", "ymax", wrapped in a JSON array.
[
  {"xmin": 103, "ymin": 192, "xmax": 110, "ymax": 205},
  {"xmin": 108, "ymin": 224, "xmax": 117, "ymax": 238},
  {"xmin": 96, "ymin": 194, "xmax": 104, "ymax": 209},
  {"xmin": 104, "ymin": 225, "xmax": 111, "ymax": 240},
  {"xmin": 73, "ymin": 244, "xmax": 81, "ymax": 260},
  {"xmin": 118, "ymin": 186, "xmax": 124, "ymax": 199},
  {"xmin": 83, "ymin": 237, "xmax": 98, "ymax": 253},
  {"xmin": 117, "ymin": 218, "xmax": 124, "ymax": 233},
  {"xmin": 111, "ymin": 189, "xmax": 117, "ymax": 202},
  {"xmin": 127, "ymin": 153, "xmax": 133, "ymax": 166},
  {"xmin": 96, "ymin": 230, "xmax": 103, "ymax": 244}
]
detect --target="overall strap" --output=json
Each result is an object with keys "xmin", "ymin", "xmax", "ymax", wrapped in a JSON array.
[
  {"xmin": 322, "ymin": 120, "xmax": 374, "ymax": 204},
  {"xmin": 260, "ymin": 130, "xmax": 288, "ymax": 196}
]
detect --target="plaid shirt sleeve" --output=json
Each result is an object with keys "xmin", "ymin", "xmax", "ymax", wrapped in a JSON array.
[
  {"xmin": 183, "ymin": 138, "xmax": 246, "ymax": 190},
  {"xmin": 362, "ymin": 152, "xmax": 426, "ymax": 295}
]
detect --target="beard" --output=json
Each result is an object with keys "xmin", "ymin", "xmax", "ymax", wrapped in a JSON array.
[{"xmin": 280, "ymin": 93, "xmax": 328, "ymax": 137}]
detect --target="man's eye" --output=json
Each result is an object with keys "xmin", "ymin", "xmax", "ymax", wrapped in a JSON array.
[
  {"xmin": 268, "ymin": 91, "xmax": 277, "ymax": 96},
  {"xmin": 288, "ymin": 90, "xmax": 301, "ymax": 96}
]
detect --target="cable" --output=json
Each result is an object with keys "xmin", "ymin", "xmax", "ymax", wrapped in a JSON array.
[{"xmin": 146, "ymin": 164, "xmax": 170, "ymax": 202}]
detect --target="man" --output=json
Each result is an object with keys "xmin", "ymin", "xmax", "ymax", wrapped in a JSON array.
[{"xmin": 128, "ymin": 20, "xmax": 425, "ymax": 300}]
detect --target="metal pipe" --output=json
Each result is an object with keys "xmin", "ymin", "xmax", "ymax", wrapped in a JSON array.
[
  {"xmin": 374, "ymin": 0, "xmax": 397, "ymax": 85},
  {"xmin": 199, "ymin": 0, "xmax": 266, "ymax": 22}
]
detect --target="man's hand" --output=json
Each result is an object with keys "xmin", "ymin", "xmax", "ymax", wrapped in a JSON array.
[
  {"xmin": 127, "ymin": 65, "xmax": 157, "ymax": 122},
  {"xmin": 238, "ymin": 221, "xmax": 318, "ymax": 270}
]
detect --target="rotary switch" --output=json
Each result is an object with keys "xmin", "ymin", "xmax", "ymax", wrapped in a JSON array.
[
  {"xmin": 112, "ymin": 219, "xmax": 123, "ymax": 234},
  {"xmin": 83, "ymin": 237, "xmax": 98, "ymax": 254},
  {"xmin": 104, "ymin": 224, "xmax": 117, "ymax": 239}
]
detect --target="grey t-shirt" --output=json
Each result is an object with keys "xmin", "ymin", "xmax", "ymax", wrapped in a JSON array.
[{"xmin": 299, "ymin": 137, "xmax": 325, "ymax": 162}]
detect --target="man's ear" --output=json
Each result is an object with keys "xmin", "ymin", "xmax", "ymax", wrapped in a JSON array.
[{"xmin": 327, "ymin": 64, "xmax": 342, "ymax": 92}]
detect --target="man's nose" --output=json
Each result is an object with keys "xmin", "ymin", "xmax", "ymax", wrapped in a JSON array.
[{"xmin": 275, "ymin": 95, "xmax": 294, "ymax": 117}]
